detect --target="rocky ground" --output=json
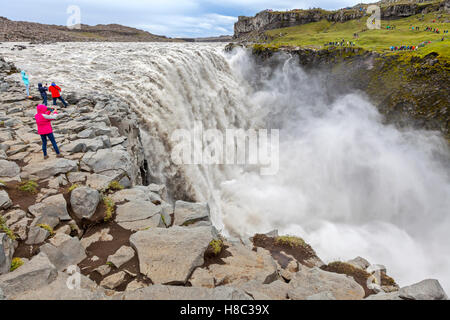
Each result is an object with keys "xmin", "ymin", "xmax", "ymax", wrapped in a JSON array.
[{"xmin": 0, "ymin": 56, "xmax": 448, "ymax": 300}]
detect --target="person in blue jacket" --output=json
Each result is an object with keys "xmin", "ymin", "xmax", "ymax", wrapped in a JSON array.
[
  {"xmin": 38, "ymin": 83, "xmax": 48, "ymax": 106},
  {"xmin": 21, "ymin": 70, "xmax": 32, "ymax": 98}
]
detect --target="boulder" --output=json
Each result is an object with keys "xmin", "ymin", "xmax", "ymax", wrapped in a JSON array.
[
  {"xmin": 115, "ymin": 200, "xmax": 164, "ymax": 231},
  {"xmin": 205, "ymin": 243, "xmax": 278, "ymax": 286},
  {"xmin": 23, "ymin": 158, "xmax": 77, "ymax": 180},
  {"xmin": 174, "ymin": 201, "xmax": 211, "ymax": 227},
  {"xmin": 0, "ymin": 233, "xmax": 14, "ymax": 275},
  {"xmin": 86, "ymin": 173, "xmax": 114, "ymax": 191},
  {"xmin": 399, "ymin": 279, "xmax": 448, "ymax": 300},
  {"xmin": 70, "ymin": 187, "xmax": 100, "ymax": 220},
  {"xmin": 288, "ymin": 266, "xmax": 365, "ymax": 300},
  {"xmin": 347, "ymin": 257, "xmax": 371, "ymax": 270},
  {"xmin": 130, "ymin": 226, "xmax": 215, "ymax": 284},
  {"xmin": 239, "ymin": 280, "xmax": 290, "ymax": 300},
  {"xmin": 0, "ymin": 253, "xmax": 57, "ymax": 299},
  {"xmin": 39, "ymin": 237, "xmax": 87, "ymax": 271},
  {"xmin": 115, "ymin": 285, "xmax": 252, "ymax": 300},
  {"xmin": 25, "ymin": 226, "xmax": 50, "ymax": 245},
  {"xmin": 107, "ymin": 246, "xmax": 135, "ymax": 268},
  {"xmin": 61, "ymin": 136, "xmax": 110, "ymax": 154},
  {"xmin": 28, "ymin": 194, "xmax": 71, "ymax": 221},
  {"xmin": 0, "ymin": 190, "xmax": 12, "ymax": 210},
  {"xmin": 0, "ymin": 160, "xmax": 20, "ymax": 177},
  {"xmin": 80, "ymin": 149, "xmax": 134, "ymax": 180},
  {"xmin": 100, "ymin": 271, "xmax": 127, "ymax": 290},
  {"xmin": 13, "ymin": 271, "xmax": 107, "ymax": 300}
]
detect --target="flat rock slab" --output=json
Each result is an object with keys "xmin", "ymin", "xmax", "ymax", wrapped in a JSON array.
[
  {"xmin": 39, "ymin": 237, "xmax": 87, "ymax": 271},
  {"xmin": 23, "ymin": 158, "xmax": 77, "ymax": 180},
  {"xmin": 28, "ymin": 193, "xmax": 71, "ymax": 221},
  {"xmin": 130, "ymin": 226, "xmax": 215, "ymax": 285},
  {"xmin": 13, "ymin": 272, "xmax": 107, "ymax": 300},
  {"xmin": 115, "ymin": 285, "xmax": 252, "ymax": 300},
  {"xmin": 288, "ymin": 266, "xmax": 365, "ymax": 300},
  {"xmin": 174, "ymin": 201, "xmax": 211, "ymax": 227},
  {"xmin": 107, "ymin": 246, "xmax": 135, "ymax": 269},
  {"xmin": 116, "ymin": 200, "xmax": 162, "ymax": 224},
  {"xmin": 205, "ymin": 244, "xmax": 278, "ymax": 287},
  {"xmin": 0, "ymin": 253, "xmax": 58, "ymax": 299}
]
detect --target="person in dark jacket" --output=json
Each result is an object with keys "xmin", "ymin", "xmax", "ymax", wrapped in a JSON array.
[{"xmin": 38, "ymin": 83, "xmax": 48, "ymax": 106}]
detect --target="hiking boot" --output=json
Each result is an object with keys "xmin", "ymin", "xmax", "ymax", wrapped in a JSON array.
[
  {"xmin": 44, "ymin": 155, "xmax": 49, "ymax": 160},
  {"xmin": 56, "ymin": 154, "xmax": 64, "ymax": 158}
]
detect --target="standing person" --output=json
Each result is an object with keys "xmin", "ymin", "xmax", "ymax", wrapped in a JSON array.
[
  {"xmin": 38, "ymin": 83, "xmax": 48, "ymax": 106},
  {"xmin": 49, "ymin": 82, "xmax": 68, "ymax": 107},
  {"xmin": 35, "ymin": 104, "xmax": 63, "ymax": 159},
  {"xmin": 21, "ymin": 70, "xmax": 32, "ymax": 98}
]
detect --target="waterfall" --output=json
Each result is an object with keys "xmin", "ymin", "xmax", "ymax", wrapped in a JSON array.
[{"xmin": 1, "ymin": 42, "xmax": 449, "ymax": 291}]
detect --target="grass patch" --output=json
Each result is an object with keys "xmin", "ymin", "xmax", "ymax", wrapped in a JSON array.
[
  {"xmin": 264, "ymin": 11, "xmax": 450, "ymax": 57},
  {"xmin": 103, "ymin": 196, "xmax": 115, "ymax": 222},
  {"xmin": 18, "ymin": 180, "xmax": 39, "ymax": 194},
  {"xmin": 37, "ymin": 223, "xmax": 55, "ymax": 236},
  {"xmin": 0, "ymin": 215, "xmax": 16, "ymax": 240},
  {"xmin": 275, "ymin": 235, "xmax": 307, "ymax": 248},
  {"xmin": 10, "ymin": 257, "xmax": 24, "ymax": 272}
]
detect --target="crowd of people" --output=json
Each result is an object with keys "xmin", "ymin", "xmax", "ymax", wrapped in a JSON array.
[
  {"xmin": 20, "ymin": 70, "xmax": 66, "ymax": 159},
  {"xmin": 325, "ymin": 39, "xmax": 356, "ymax": 47}
]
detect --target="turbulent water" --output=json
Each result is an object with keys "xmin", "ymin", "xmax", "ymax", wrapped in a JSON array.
[{"xmin": 1, "ymin": 42, "xmax": 449, "ymax": 291}]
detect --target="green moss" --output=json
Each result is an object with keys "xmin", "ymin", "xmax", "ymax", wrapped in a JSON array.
[
  {"xmin": 275, "ymin": 235, "xmax": 307, "ymax": 248},
  {"xmin": 209, "ymin": 239, "xmax": 224, "ymax": 256},
  {"xmin": 0, "ymin": 216, "xmax": 16, "ymax": 241},
  {"xmin": 68, "ymin": 184, "xmax": 80, "ymax": 192},
  {"xmin": 18, "ymin": 180, "xmax": 39, "ymax": 194},
  {"xmin": 10, "ymin": 257, "xmax": 24, "ymax": 272},
  {"xmin": 106, "ymin": 180, "xmax": 124, "ymax": 192},
  {"xmin": 106, "ymin": 261, "xmax": 115, "ymax": 267},
  {"xmin": 103, "ymin": 196, "xmax": 115, "ymax": 222},
  {"xmin": 37, "ymin": 224, "xmax": 54, "ymax": 235}
]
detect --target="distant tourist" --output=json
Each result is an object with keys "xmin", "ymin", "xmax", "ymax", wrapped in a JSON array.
[
  {"xmin": 38, "ymin": 83, "xmax": 48, "ymax": 106},
  {"xmin": 35, "ymin": 104, "xmax": 62, "ymax": 159},
  {"xmin": 49, "ymin": 82, "xmax": 68, "ymax": 107},
  {"xmin": 21, "ymin": 70, "xmax": 32, "ymax": 99}
]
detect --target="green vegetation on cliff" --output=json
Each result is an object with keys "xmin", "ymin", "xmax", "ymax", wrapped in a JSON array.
[{"xmin": 265, "ymin": 12, "xmax": 450, "ymax": 57}]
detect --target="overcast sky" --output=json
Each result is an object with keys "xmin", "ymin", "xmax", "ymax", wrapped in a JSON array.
[{"xmin": 2, "ymin": 0, "xmax": 372, "ymax": 38}]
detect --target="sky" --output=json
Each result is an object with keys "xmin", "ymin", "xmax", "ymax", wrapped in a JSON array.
[{"xmin": 1, "ymin": 0, "xmax": 372, "ymax": 38}]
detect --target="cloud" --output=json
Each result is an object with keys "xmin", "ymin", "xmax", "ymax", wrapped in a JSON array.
[{"xmin": 1, "ymin": 0, "xmax": 373, "ymax": 38}]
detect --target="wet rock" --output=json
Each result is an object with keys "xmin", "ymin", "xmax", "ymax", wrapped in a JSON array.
[
  {"xmin": 130, "ymin": 226, "xmax": 215, "ymax": 285},
  {"xmin": 0, "ymin": 190, "xmax": 12, "ymax": 210},
  {"xmin": 0, "ymin": 159, "xmax": 20, "ymax": 177},
  {"xmin": 115, "ymin": 285, "xmax": 252, "ymax": 300},
  {"xmin": 107, "ymin": 246, "xmax": 135, "ymax": 268},
  {"xmin": 288, "ymin": 265, "xmax": 365, "ymax": 300},
  {"xmin": 70, "ymin": 187, "xmax": 100, "ymax": 220},
  {"xmin": 28, "ymin": 194, "xmax": 71, "ymax": 221},
  {"xmin": 174, "ymin": 201, "xmax": 211, "ymax": 227},
  {"xmin": 39, "ymin": 237, "xmax": 87, "ymax": 271},
  {"xmin": 399, "ymin": 279, "xmax": 448, "ymax": 300},
  {"xmin": 0, "ymin": 253, "xmax": 58, "ymax": 299},
  {"xmin": 0, "ymin": 233, "xmax": 14, "ymax": 275}
]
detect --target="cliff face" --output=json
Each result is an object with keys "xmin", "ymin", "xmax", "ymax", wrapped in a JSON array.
[
  {"xmin": 246, "ymin": 45, "xmax": 449, "ymax": 139},
  {"xmin": 0, "ymin": 17, "xmax": 172, "ymax": 42},
  {"xmin": 234, "ymin": 1, "xmax": 447, "ymax": 40}
]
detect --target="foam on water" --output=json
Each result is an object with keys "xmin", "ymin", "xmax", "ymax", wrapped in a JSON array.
[{"xmin": 1, "ymin": 42, "xmax": 449, "ymax": 291}]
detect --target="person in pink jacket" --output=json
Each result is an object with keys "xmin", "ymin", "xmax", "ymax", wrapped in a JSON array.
[{"xmin": 35, "ymin": 104, "xmax": 63, "ymax": 159}]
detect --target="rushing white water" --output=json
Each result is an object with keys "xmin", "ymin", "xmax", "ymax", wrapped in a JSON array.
[{"xmin": 1, "ymin": 42, "xmax": 449, "ymax": 292}]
